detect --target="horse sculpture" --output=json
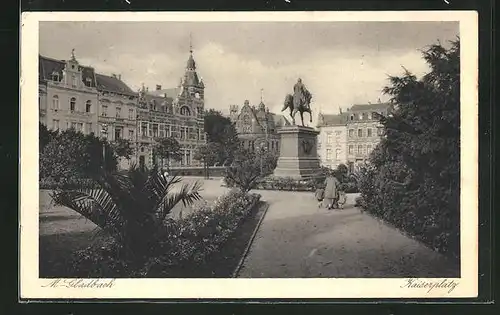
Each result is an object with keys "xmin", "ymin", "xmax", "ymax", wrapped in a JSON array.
[{"xmin": 281, "ymin": 89, "xmax": 313, "ymax": 127}]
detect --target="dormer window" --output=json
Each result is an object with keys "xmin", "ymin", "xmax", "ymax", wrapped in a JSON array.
[
  {"xmin": 51, "ymin": 71, "xmax": 60, "ymax": 81},
  {"xmin": 85, "ymin": 77, "xmax": 92, "ymax": 87}
]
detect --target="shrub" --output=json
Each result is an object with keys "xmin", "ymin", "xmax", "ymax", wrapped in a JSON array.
[
  {"xmin": 67, "ymin": 188, "xmax": 260, "ymax": 277},
  {"xmin": 357, "ymin": 39, "xmax": 460, "ymax": 260}
]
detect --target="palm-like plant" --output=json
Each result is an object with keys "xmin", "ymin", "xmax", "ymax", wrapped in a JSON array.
[{"xmin": 51, "ymin": 164, "xmax": 203, "ymax": 263}]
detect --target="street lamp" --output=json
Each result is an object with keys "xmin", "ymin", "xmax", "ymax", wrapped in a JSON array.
[{"xmin": 101, "ymin": 123, "xmax": 109, "ymax": 167}]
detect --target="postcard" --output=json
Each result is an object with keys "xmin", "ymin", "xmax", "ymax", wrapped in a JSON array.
[{"xmin": 20, "ymin": 10, "xmax": 478, "ymax": 299}]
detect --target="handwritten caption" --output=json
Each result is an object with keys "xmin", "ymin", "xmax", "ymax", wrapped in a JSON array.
[
  {"xmin": 400, "ymin": 278, "xmax": 459, "ymax": 294},
  {"xmin": 42, "ymin": 279, "xmax": 116, "ymax": 289}
]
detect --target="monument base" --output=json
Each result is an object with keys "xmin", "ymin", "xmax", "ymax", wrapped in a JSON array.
[{"xmin": 273, "ymin": 125, "xmax": 321, "ymax": 180}]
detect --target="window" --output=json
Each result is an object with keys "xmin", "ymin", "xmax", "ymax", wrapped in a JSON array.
[
  {"xmin": 52, "ymin": 119, "xmax": 59, "ymax": 130},
  {"xmin": 140, "ymin": 122, "xmax": 148, "ymax": 136},
  {"xmin": 52, "ymin": 95, "xmax": 59, "ymax": 110},
  {"xmin": 116, "ymin": 107, "xmax": 121, "ymax": 118},
  {"xmin": 70, "ymin": 122, "xmax": 77, "ymax": 130},
  {"xmin": 159, "ymin": 124, "xmax": 165, "ymax": 137},
  {"xmin": 115, "ymin": 127, "xmax": 122, "ymax": 140},
  {"xmin": 70, "ymin": 97, "xmax": 76, "ymax": 111},
  {"xmin": 358, "ymin": 129, "xmax": 363, "ymax": 137},
  {"xmin": 77, "ymin": 123, "xmax": 83, "ymax": 133},
  {"xmin": 72, "ymin": 75, "xmax": 77, "ymax": 88},
  {"xmin": 335, "ymin": 130, "xmax": 342, "ymax": 136},
  {"xmin": 350, "ymin": 115, "xmax": 354, "ymax": 121},
  {"xmin": 102, "ymin": 105, "xmax": 108, "ymax": 116},
  {"xmin": 180, "ymin": 127, "xmax": 186, "ymax": 140},
  {"xmin": 180, "ymin": 106, "xmax": 191, "ymax": 116},
  {"xmin": 326, "ymin": 149, "xmax": 332, "ymax": 160},
  {"xmin": 101, "ymin": 124, "xmax": 109, "ymax": 138},
  {"xmin": 367, "ymin": 128, "xmax": 372, "ymax": 137},
  {"xmin": 85, "ymin": 77, "xmax": 92, "ymax": 87},
  {"xmin": 128, "ymin": 109, "xmax": 134, "ymax": 120},
  {"xmin": 85, "ymin": 100, "xmax": 91, "ymax": 113},
  {"xmin": 367, "ymin": 144, "xmax": 372, "ymax": 153},
  {"xmin": 335, "ymin": 148, "xmax": 341, "ymax": 159},
  {"xmin": 348, "ymin": 145, "xmax": 354, "ymax": 155},
  {"xmin": 128, "ymin": 130, "xmax": 134, "ymax": 140},
  {"xmin": 86, "ymin": 123, "xmax": 92, "ymax": 134},
  {"xmin": 152, "ymin": 124, "xmax": 159, "ymax": 138},
  {"xmin": 51, "ymin": 71, "xmax": 59, "ymax": 81},
  {"xmin": 358, "ymin": 145, "xmax": 363, "ymax": 155},
  {"xmin": 358, "ymin": 113, "xmax": 362, "ymax": 120},
  {"xmin": 377, "ymin": 127, "xmax": 384, "ymax": 136},
  {"xmin": 348, "ymin": 129, "xmax": 354, "ymax": 138},
  {"xmin": 327, "ymin": 133, "xmax": 333, "ymax": 144},
  {"xmin": 368, "ymin": 112, "xmax": 372, "ymax": 119},
  {"xmin": 362, "ymin": 145, "xmax": 367, "ymax": 155}
]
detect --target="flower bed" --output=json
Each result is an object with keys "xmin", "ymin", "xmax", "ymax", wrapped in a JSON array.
[
  {"xmin": 225, "ymin": 175, "xmax": 360, "ymax": 193},
  {"xmin": 68, "ymin": 189, "xmax": 261, "ymax": 277}
]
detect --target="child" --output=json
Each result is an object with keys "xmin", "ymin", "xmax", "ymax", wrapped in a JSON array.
[
  {"xmin": 314, "ymin": 185, "xmax": 325, "ymax": 208},
  {"xmin": 337, "ymin": 186, "xmax": 347, "ymax": 209}
]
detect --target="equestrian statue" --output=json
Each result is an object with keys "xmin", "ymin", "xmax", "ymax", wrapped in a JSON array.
[{"xmin": 282, "ymin": 78, "xmax": 313, "ymax": 126}]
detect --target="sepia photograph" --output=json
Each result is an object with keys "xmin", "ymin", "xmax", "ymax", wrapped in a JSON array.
[{"xmin": 20, "ymin": 11, "xmax": 478, "ymax": 299}]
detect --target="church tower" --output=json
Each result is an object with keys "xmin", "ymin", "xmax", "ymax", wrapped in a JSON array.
[{"xmin": 177, "ymin": 35, "xmax": 205, "ymax": 119}]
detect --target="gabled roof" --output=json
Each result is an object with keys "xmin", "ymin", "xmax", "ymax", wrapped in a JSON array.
[
  {"xmin": 148, "ymin": 88, "xmax": 180, "ymax": 99},
  {"xmin": 39, "ymin": 55, "xmax": 97, "ymax": 87},
  {"xmin": 317, "ymin": 113, "xmax": 348, "ymax": 127},
  {"xmin": 95, "ymin": 73, "xmax": 136, "ymax": 96}
]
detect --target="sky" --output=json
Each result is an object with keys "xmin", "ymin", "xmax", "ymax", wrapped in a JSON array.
[{"xmin": 39, "ymin": 21, "xmax": 458, "ymax": 120}]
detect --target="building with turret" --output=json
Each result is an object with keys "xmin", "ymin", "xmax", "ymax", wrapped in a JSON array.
[
  {"xmin": 136, "ymin": 45, "xmax": 206, "ymax": 169},
  {"xmin": 229, "ymin": 94, "xmax": 291, "ymax": 154}
]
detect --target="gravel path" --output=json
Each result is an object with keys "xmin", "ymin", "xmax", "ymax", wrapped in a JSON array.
[{"xmin": 237, "ymin": 190, "xmax": 460, "ymax": 278}]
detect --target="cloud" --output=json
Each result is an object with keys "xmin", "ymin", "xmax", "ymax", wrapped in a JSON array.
[{"xmin": 39, "ymin": 21, "xmax": 458, "ymax": 125}]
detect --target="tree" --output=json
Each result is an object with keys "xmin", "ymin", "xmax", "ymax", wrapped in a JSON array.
[
  {"xmin": 204, "ymin": 109, "xmax": 240, "ymax": 165},
  {"xmin": 224, "ymin": 147, "xmax": 262, "ymax": 192},
  {"xmin": 40, "ymin": 128, "xmax": 117, "ymax": 183},
  {"xmin": 39, "ymin": 122, "xmax": 58, "ymax": 152},
  {"xmin": 154, "ymin": 137, "xmax": 181, "ymax": 170},
  {"xmin": 335, "ymin": 163, "xmax": 349, "ymax": 183},
  {"xmin": 51, "ymin": 165, "xmax": 202, "ymax": 263},
  {"xmin": 193, "ymin": 142, "xmax": 220, "ymax": 179},
  {"xmin": 112, "ymin": 138, "xmax": 134, "ymax": 160},
  {"xmin": 359, "ymin": 38, "xmax": 460, "ymax": 258}
]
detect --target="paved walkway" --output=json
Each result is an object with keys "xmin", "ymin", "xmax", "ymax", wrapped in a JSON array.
[{"xmin": 237, "ymin": 190, "xmax": 460, "ymax": 278}]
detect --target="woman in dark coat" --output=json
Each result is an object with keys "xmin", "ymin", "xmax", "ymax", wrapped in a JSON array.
[{"xmin": 323, "ymin": 170, "xmax": 340, "ymax": 210}]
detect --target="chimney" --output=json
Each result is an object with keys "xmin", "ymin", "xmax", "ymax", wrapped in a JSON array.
[
  {"xmin": 111, "ymin": 73, "xmax": 117, "ymax": 78},
  {"xmin": 378, "ymin": 98, "xmax": 381, "ymax": 103},
  {"xmin": 156, "ymin": 84, "xmax": 162, "ymax": 91},
  {"xmin": 118, "ymin": 74, "xmax": 122, "ymax": 81}
]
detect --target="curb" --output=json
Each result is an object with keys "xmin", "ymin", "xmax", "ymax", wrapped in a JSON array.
[{"xmin": 231, "ymin": 201, "xmax": 270, "ymax": 278}]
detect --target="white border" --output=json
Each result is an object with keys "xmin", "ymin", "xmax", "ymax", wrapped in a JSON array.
[{"xmin": 20, "ymin": 11, "xmax": 479, "ymax": 299}]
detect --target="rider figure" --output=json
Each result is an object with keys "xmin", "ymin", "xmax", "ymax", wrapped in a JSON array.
[{"xmin": 293, "ymin": 78, "xmax": 310, "ymax": 110}]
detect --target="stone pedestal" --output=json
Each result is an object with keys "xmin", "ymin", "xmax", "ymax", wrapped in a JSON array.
[{"xmin": 273, "ymin": 125, "xmax": 321, "ymax": 179}]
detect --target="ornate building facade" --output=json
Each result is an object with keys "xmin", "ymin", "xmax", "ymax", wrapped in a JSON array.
[
  {"xmin": 229, "ymin": 98, "xmax": 290, "ymax": 154},
  {"xmin": 39, "ymin": 52, "xmax": 99, "ymax": 136},
  {"xmin": 39, "ymin": 51, "xmax": 139, "ymax": 170},
  {"xmin": 39, "ymin": 47, "xmax": 206, "ymax": 170},
  {"xmin": 316, "ymin": 101, "xmax": 391, "ymax": 172},
  {"xmin": 136, "ymin": 48, "xmax": 206, "ymax": 169}
]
